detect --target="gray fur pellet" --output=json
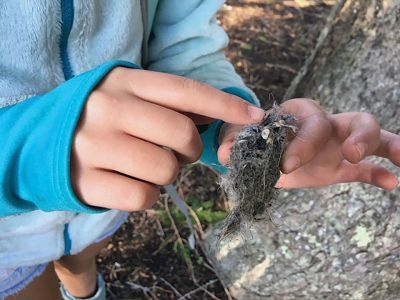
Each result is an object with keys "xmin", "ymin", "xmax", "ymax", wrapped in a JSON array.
[{"xmin": 218, "ymin": 106, "xmax": 296, "ymax": 240}]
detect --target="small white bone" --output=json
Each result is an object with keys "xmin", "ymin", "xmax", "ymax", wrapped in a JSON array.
[{"xmin": 261, "ymin": 127, "xmax": 270, "ymax": 140}]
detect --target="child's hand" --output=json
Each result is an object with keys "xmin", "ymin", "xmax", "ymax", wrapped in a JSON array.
[
  {"xmin": 218, "ymin": 99, "xmax": 400, "ymax": 190},
  {"xmin": 71, "ymin": 67, "xmax": 265, "ymax": 210}
]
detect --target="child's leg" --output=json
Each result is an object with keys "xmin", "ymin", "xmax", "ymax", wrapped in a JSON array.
[
  {"xmin": 53, "ymin": 237, "xmax": 111, "ymax": 298},
  {"xmin": 6, "ymin": 264, "xmax": 62, "ymax": 300},
  {"xmin": 5, "ymin": 237, "xmax": 110, "ymax": 300}
]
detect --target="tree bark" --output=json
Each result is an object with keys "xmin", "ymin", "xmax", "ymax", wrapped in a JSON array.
[{"xmin": 203, "ymin": 1, "xmax": 400, "ymax": 299}]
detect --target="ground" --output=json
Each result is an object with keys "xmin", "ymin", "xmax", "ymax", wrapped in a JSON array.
[{"xmin": 97, "ymin": 1, "xmax": 333, "ymax": 299}]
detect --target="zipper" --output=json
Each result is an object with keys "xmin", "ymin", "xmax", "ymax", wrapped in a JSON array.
[
  {"xmin": 60, "ymin": 0, "xmax": 75, "ymax": 255},
  {"xmin": 63, "ymin": 223, "xmax": 72, "ymax": 255},
  {"xmin": 60, "ymin": 0, "xmax": 75, "ymax": 80}
]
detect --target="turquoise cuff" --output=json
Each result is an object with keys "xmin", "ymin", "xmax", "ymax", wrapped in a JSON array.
[
  {"xmin": 199, "ymin": 87, "xmax": 258, "ymax": 173},
  {"xmin": 54, "ymin": 60, "xmax": 142, "ymax": 213},
  {"xmin": 0, "ymin": 60, "xmax": 141, "ymax": 216}
]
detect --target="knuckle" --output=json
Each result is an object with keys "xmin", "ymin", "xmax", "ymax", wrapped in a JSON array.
[
  {"xmin": 128, "ymin": 186, "xmax": 160, "ymax": 211},
  {"xmin": 320, "ymin": 113, "xmax": 333, "ymax": 129},
  {"xmin": 72, "ymin": 132, "xmax": 92, "ymax": 160},
  {"xmin": 155, "ymin": 152, "xmax": 180, "ymax": 185},
  {"xmin": 99, "ymin": 93, "xmax": 120, "ymax": 110},
  {"xmin": 315, "ymin": 113, "xmax": 333, "ymax": 132},
  {"xmin": 72, "ymin": 132, "xmax": 99, "ymax": 168},
  {"xmin": 228, "ymin": 94, "xmax": 246, "ymax": 113},
  {"xmin": 88, "ymin": 91, "xmax": 120, "ymax": 120},
  {"xmin": 192, "ymin": 143, "xmax": 203, "ymax": 162},
  {"xmin": 310, "ymin": 99, "xmax": 322, "ymax": 107},
  {"xmin": 110, "ymin": 66, "xmax": 128, "ymax": 77},
  {"xmin": 104, "ymin": 66, "xmax": 132, "ymax": 86},
  {"xmin": 72, "ymin": 131, "xmax": 88, "ymax": 151},
  {"xmin": 361, "ymin": 112, "xmax": 378, "ymax": 124},
  {"xmin": 177, "ymin": 117, "xmax": 198, "ymax": 148},
  {"xmin": 284, "ymin": 98, "xmax": 306, "ymax": 107},
  {"xmin": 178, "ymin": 77, "xmax": 204, "ymax": 94},
  {"xmin": 307, "ymin": 98, "xmax": 323, "ymax": 110}
]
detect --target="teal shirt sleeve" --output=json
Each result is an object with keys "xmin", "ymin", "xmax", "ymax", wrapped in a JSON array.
[
  {"xmin": 199, "ymin": 87, "xmax": 260, "ymax": 173},
  {"xmin": 146, "ymin": 0, "xmax": 262, "ymax": 172},
  {"xmin": 0, "ymin": 60, "xmax": 138, "ymax": 217},
  {"xmin": 147, "ymin": 0, "xmax": 259, "ymax": 101}
]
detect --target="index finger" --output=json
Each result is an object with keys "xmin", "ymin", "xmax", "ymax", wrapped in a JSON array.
[{"xmin": 117, "ymin": 68, "xmax": 265, "ymax": 125}]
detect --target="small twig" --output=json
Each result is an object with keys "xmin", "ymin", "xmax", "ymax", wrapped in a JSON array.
[
  {"xmin": 199, "ymin": 262, "xmax": 233, "ymax": 300},
  {"xmin": 163, "ymin": 197, "xmax": 194, "ymax": 275},
  {"xmin": 106, "ymin": 285, "xmax": 118, "ymax": 300},
  {"xmin": 206, "ymin": 164, "xmax": 221, "ymax": 177},
  {"xmin": 177, "ymin": 279, "xmax": 219, "ymax": 300},
  {"xmin": 186, "ymin": 205, "xmax": 205, "ymax": 239},
  {"xmin": 189, "ymin": 271, "xmax": 221, "ymax": 300},
  {"xmin": 151, "ymin": 210, "xmax": 165, "ymax": 238},
  {"xmin": 160, "ymin": 277, "xmax": 184, "ymax": 298},
  {"xmin": 284, "ymin": 0, "xmax": 347, "ymax": 99},
  {"xmin": 136, "ymin": 211, "xmax": 148, "ymax": 229},
  {"xmin": 151, "ymin": 234, "xmax": 176, "ymax": 256},
  {"xmin": 221, "ymin": 282, "xmax": 234, "ymax": 300},
  {"xmin": 293, "ymin": 0, "xmax": 305, "ymax": 20},
  {"xmin": 264, "ymin": 62, "xmax": 298, "ymax": 74},
  {"xmin": 164, "ymin": 197, "xmax": 218, "ymax": 298},
  {"xmin": 126, "ymin": 282, "xmax": 159, "ymax": 300},
  {"xmin": 165, "ymin": 184, "xmax": 196, "ymax": 249},
  {"xmin": 196, "ymin": 284, "xmax": 220, "ymax": 300},
  {"xmin": 198, "ymin": 238, "xmax": 234, "ymax": 300},
  {"xmin": 177, "ymin": 166, "xmax": 194, "ymax": 187}
]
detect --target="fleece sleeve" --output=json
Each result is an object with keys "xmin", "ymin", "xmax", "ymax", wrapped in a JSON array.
[
  {"xmin": 0, "ymin": 60, "xmax": 137, "ymax": 217},
  {"xmin": 146, "ymin": 0, "xmax": 261, "ymax": 171}
]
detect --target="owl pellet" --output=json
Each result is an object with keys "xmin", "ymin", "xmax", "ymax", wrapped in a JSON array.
[{"xmin": 217, "ymin": 105, "xmax": 296, "ymax": 240}]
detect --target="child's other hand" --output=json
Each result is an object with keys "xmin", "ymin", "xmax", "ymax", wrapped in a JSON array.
[
  {"xmin": 71, "ymin": 68, "xmax": 265, "ymax": 210},
  {"xmin": 218, "ymin": 99, "xmax": 400, "ymax": 190}
]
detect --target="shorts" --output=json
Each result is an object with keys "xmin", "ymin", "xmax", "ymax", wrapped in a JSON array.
[{"xmin": 0, "ymin": 210, "xmax": 128, "ymax": 299}]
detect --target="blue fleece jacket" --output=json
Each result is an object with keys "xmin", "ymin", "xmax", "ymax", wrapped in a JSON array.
[{"xmin": 0, "ymin": 0, "xmax": 259, "ymax": 217}]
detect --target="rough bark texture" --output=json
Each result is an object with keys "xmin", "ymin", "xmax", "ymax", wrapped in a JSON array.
[{"xmin": 203, "ymin": 1, "xmax": 400, "ymax": 299}]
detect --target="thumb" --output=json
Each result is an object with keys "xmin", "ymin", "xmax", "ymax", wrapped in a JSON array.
[{"xmin": 217, "ymin": 123, "xmax": 243, "ymax": 165}]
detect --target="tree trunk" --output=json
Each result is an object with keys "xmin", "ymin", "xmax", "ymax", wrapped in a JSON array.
[{"xmin": 203, "ymin": 1, "xmax": 400, "ymax": 299}]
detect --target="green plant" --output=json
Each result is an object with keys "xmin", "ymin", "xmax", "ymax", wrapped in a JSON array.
[{"xmin": 155, "ymin": 196, "xmax": 226, "ymax": 228}]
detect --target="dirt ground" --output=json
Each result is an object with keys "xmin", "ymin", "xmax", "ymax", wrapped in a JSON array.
[{"xmin": 98, "ymin": 1, "xmax": 334, "ymax": 299}]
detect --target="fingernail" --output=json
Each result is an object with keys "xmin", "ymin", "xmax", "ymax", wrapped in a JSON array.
[
  {"xmin": 355, "ymin": 142, "xmax": 368, "ymax": 160},
  {"xmin": 283, "ymin": 156, "xmax": 300, "ymax": 173},
  {"xmin": 248, "ymin": 105, "xmax": 265, "ymax": 122}
]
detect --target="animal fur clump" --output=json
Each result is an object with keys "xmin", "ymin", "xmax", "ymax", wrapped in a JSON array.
[{"xmin": 218, "ymin": 107, "xmax": 296, "ymax": 240}]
